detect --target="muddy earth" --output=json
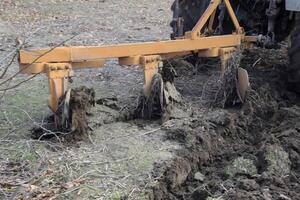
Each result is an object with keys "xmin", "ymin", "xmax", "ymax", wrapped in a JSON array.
[
  {"xmin": 148, "ymin": 48, "xmax": 300, "ymax": 200},
  {"xmin": 0, "ymin": 0, "xmax": 299, "ymax": 200}
]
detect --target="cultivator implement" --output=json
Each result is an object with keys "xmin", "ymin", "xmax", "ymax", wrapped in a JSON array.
[{"xmin": 19, "ymin": 0, "xmax": 257, "ymax": 130}]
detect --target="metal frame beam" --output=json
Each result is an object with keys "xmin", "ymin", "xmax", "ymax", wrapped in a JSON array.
[{"xmin": 20, "ymin": 35, "xmax": 242, "ymax": 64}]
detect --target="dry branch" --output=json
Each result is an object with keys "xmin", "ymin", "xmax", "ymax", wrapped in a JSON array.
[{"xmin": 0, "ymin": 34, "xmax": 78, "ymax": 90}]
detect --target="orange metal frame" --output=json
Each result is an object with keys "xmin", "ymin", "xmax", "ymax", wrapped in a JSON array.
[{"xmin": 19, "ymin": 0, "xmax": 257, "ymax": 112}]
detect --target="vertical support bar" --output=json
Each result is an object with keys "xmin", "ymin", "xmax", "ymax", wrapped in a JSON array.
[
  {"xmin": 208, "ymin": 9, "xmax": 217, "ymax": 34},
  {"xmin": 219, "ymin": 47, "xmax": 236, "ymax": 73},
  {"xmin": 220, "ymin": 56, "xmax": 227, "ymax": 73},
  {"xmin": 46, "ymin": 63, "xmax": 73, "ymax": 112},
  {"xmin": 140, "ymin": 55, "xmax": 162, "ymax": 97},
  {"xmin": 48, "ymin": 78, "xmax": 65, "ymax": 112}
]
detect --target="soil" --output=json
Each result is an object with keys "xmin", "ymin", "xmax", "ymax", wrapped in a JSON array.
[
  {"xmin": 0, "ymin": 1, "xmax": 299, "ymax": 200},
  {"xmin": 148, "ymin": 47, "xmax": 300, "ymax": 200}
]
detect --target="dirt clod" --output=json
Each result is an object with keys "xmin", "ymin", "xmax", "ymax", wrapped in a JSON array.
[
  {"xmin": 166, "ymin": 157, "xmax": 192, "ymax": 189},
  {"xmin": 194, "ymin": 172, "xmax": 205, "ymax": 182},
  {"xmin": 238, "ymin": 178, "xmax": 259, "ymax": 191},
  {"xmin": 260, "ymin": 144, "xmax": 291, "ymax": 177},
  {"xmin": 31, "ymin": 86, "xmax": 95, "ymax": 141},
  {"xmin": 225, "ymin": 157, "xmax": 257, "ymax": 178},
  {"xmin": 149, "ymin": 48, "xmax": 300, "ymax": 200}
]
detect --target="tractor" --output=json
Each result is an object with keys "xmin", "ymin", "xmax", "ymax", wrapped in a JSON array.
[{"xmin": 170, "ymin": 0, "xmax": 300, "ymax": 93}]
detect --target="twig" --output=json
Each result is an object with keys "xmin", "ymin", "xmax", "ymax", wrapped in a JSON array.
[
  {"xmin": 106, "ymin": 127, "xmax": 161, "ymax": 141},
  {"xmin": 0, "ymin": 139, "xmax": 63, "ymax": 151},
  {"xmin": 0, "ymin": 74, "xmax": 38, "ymax": 91},
  {"xmin": 138, "ymin": 127, "xmax": 161, "ymax": 137},
  {"xmin": 128, "ymin": 187, "xmax": 139, "ymax": 199},
  {"xmin": 88, "ymin": 133, "xmax": 96, "ymax": 146},
  {"xmin": 0, "ymin": 106, "xmax": 72, "ymax": 143},
  {"xmin": 74, "ymin": 157, "xmax": 134, "ymax": 178},
  {"xmin": 0, "ymin": 27, "xmax": 44, "ymax": 67},
  {"xmin": 0, "ymin": 51, "xmax": 17, "ymax": 79},
  {"xmin": 0, "ymin": 34, "xmax": 78, "ymax": 87},
  {"xmin": 252, "ymin": 58, "xmax": 261, "ymax": 68}
]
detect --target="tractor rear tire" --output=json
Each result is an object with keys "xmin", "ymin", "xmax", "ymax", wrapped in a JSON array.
[
  {"xmin": 288, "ymin": 14, "xmax": 300, "ymax": 94},
  {"xmin": 170, "ymin": 0, "xmax": 211, "ymax": 38}
]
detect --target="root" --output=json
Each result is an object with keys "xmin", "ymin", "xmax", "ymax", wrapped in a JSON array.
[
  {"xmin": 135, "ymin": 74, "xmax": 164, "ymax": 119},
  {"xmin": 135, "ymin": 67, "xmax": 182, "ymax": 119},
  {"xmin": 201, "ymin": 53, "xmax": 242, "ymax": 108},
  {"xmin": 32, "ymin": 86, "xmax": 95, "ymax": 141}
]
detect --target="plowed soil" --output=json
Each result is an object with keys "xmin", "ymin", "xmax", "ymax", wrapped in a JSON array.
[
  {"xmin": 148, "ymin": 48, "xmax": 300, "ymax": 200},
  {"xmin": 0, "ymin": 1, "xmax": 299, "ymax": 200}
]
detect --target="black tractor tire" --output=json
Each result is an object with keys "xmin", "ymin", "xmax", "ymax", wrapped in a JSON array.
[
  {"xmin": 170, "ymin": 0, "xmax": 211, "ymax": 38},
  {"xmin": 170, "ymin": 0, "xmax": 293, "ymax": 42},
  {"xmin": 288, "ymin": 13, "xmax": 300, "ymax": 94}
]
